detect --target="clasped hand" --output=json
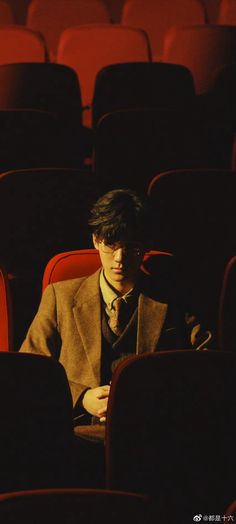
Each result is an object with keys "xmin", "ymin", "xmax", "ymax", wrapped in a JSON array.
[{"xmin": 82, "ymin": 385, "xmax": 110, "ymax": 423}]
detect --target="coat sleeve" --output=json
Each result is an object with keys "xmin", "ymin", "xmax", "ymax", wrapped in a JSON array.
[
  {"xmin": 19, "ymin": 284, "xmax": 61, "ymax": 359},
  {"xmin": 19, "ymin": 284, "xmax": 93, "ymax": 414}
]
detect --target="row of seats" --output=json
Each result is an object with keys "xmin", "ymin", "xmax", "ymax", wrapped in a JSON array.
[
  {"xmin": 0, "ymin": 2, "xmax": 234, "ymax": 516},
  {"xmin": 1, "ymin": 1, "xmax": 235, "ymax": 57},
  {"xmin": 56, "ymin": 22, "xmax": 236, "ymax": 113},
  {"xmin": 0, "ymin": 347, "xmax": 235, "ymax": 519},
  {"xmin": 0, "ymin": 51, "xmax": 234, "ymax": 348},
  {"xmin": 0, "ymin": 60, "xmax": 235, "ymax": 158},
  {"xmin": 26, "ymin": 0, "xmax": 206, "ymax": 61},
  {"xmin": 0, "ymin": 22, "xmax": 236, "ymax": 122},
  {"xmin": 1, "ymin": 245, "xmax": 236, "ymax": 356},
  {"xmin": 2, "ymin": 168, "xmax": 236, "ymax": 348},
  {"xmin": 0, "ymin": 0, "xmax": 225, "ymax": 25}
]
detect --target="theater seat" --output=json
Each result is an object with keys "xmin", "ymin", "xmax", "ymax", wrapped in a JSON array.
[
  {"xmin": 106, "ymin": 350, "xmax": 236, "ymax": 518},
  {"xmin": 42, "ymin": 249, "xmax": 173, "ymax": 292},
  {"xmin": 121, "ymin": 0, "xmax": 205, "ymax": 59},
  {"xmin": 27, "ymin": 0, "xmax": 110, "ymax": 61},
  {"xmin": 0, "ymin": 25, "xmax": 47, "ymax": 64},
  {"xmin": 0, "ymin": 62, "xmax": 83, "ymax": 128},
  {"xmin": 0, "ymin": 352, "xmax": 74, "ymax": 491},
  {"xmin": 0, "ymin": 488, "xmax": 149, "ymax": 524},
  {"xmin": 0, "ymin": 264, "xmax": 13, "ymax": 351},
  {"xmin": 162, "ymin": 24, "xmax": 236, "ymax": 94},
  {"xmin": 147, "ymin": 168, "xmax": 236, "ymax": 338},
  {"xmin": 57, "ymin": 24, "xmax": 151, "ymax": 127},
  {"xmin": 218, "ymin": 0, "xmax": 236, "ymax": 24},
  {"xmin": 0, "ymin": 1, "xmax": 14, "ymax": 24},
  {"xmin": 92, "ymin": 61, "xmax": 195, "ymax": 128}
]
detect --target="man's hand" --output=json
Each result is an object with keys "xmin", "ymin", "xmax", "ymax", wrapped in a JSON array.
[{"xmin": 82, "ymin": 385, "xmax": 110, "ymax": 422}]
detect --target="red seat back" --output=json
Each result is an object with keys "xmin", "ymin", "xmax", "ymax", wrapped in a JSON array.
[
  {"xmin": 0, "ymin": 265, "xmax": 13, "ymax": 351},
  {"xmin": 42, "ymin": 249, "xmax": 172, "ymax": 291}
]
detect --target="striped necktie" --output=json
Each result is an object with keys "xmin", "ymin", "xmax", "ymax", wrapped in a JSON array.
[{"xmin": 108, "ymin": 297, "xmax": 125, "ymax": 336}]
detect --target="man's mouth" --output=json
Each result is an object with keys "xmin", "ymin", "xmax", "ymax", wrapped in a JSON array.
[{"xmin": 112, "ymin": 267, "xmax": 124, "ymax": 273}]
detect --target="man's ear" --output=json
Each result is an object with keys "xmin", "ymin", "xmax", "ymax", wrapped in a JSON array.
[{"xmin": 92, "ymin": 234, "xmax": 99, "ymax": 249}]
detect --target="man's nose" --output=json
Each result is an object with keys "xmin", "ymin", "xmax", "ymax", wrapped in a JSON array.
[{"xmin": 114, "ymin": 247, "xmax": 124, "ymax": 262}]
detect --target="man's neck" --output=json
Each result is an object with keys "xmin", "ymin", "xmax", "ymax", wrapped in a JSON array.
[{"xmin": 103, "ymin": 271, "xmax": 135, "ymax": 295}]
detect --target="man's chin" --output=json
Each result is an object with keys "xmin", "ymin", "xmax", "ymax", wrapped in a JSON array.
[
  {"xmin": 110, "ymin": 272, "xmax": 125, "ymax": 281},
  {"xmin": 111, "ymin": 268, "xmax": 125, "ymax": 276}
]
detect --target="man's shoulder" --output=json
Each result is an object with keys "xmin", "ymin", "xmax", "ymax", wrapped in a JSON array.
[
  {"xmin": 52, "ymin": 276, "xmax": 87, "ymax": 293},
  {"xmin": 49, "ymin": 269, "xmax": 101, "ymax": 300}
]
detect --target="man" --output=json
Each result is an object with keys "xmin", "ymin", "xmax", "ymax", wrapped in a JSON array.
[{"xmin": 20, "ymin": 189, "xmax": 211, "ymax": 424}]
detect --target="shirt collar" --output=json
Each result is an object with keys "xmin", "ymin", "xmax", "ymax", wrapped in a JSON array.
[{"xmin": 100, "ymin": 270, "xmax": 134, "ymax": 311}]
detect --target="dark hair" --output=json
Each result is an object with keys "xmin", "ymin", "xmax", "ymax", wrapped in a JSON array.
[{"xmin": 88, "ymin": 189, "xmax": 147, "ymax": 244}]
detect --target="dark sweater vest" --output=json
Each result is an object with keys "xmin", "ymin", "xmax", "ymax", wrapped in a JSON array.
[{"xmin": 101, "ymin": 306, "xmax": 138, "ymax": 385}]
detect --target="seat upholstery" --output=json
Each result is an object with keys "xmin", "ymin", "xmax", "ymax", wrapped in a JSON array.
[
  {"xmin": 0, "ymin": 352, "xmax": 74, "ymax": 491},
  {"xmin": 0, "ymin": 25, "xmax": 46, "ymax": 64},
  {"xmin": 163, "ymin": 24, "xmax": 236, "ymax": 94},
  {"xmin": 147, "ymin": 169, "xmax": 236, "ymax": 339},
  {"xmin": 27, "ymin": 0, "xmax": 110, "ymax": 61},
  {"xmin": 42, "ymin": 249, "xmax": 173, "ymax": 291},
  {"xmin": 106, "ymin": 350, "xmax": 236, "ymax": 518},
  {"xmin": 0, "ymin": 109, "xmax": 81, "ymax": 173},
  {"xmin": 0, "ymin": 1, "xmax": 14, "ymax": 24},
  {"xmin": 57, "ymin": 24, "xmax": 151, "ymax": 127},
  {"xmin": 93, "ymin": 107, "xmax": 219, "ymax": 197},
  {"xmin": 0, "ymin": 264, "xmax": 13, "ymax": 351},
  {"xmin": 0, "ymin": 62, "xmax": 83, "ymax": 128},
  {"xmin": 121, "ymin": 0, "xmax": 205, "ymax": 59},
  {"xmin": 218, "ymin": 0, "xmax": 236, "ymax": 24},
  {"xmin": 0, "ymin": 488, "xmax": 149, "ymax": 524},
  {"xmin": 0, "ymin": 169, "xmax": 99, "ymax": 349},
  {"xmin": 92, "ymin": 61, "xmax": 195, "ymax": 127}
]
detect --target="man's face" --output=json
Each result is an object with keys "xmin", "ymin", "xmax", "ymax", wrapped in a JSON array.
[{"xmin": 93, "ymin": 234, "xmax": 145, "ymax": 291}]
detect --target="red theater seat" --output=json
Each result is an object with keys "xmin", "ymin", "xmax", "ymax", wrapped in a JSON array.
[
  {"xmin": 0, "ymin": 25, "xmax": 46, "ymax": 64},
  {"xmin": 203, "ymin": 0, "xmax": 221, "ymax": 22},
  {"xmin": 42, "ymin": 249, "xmax": 172, "ymax": 291},
  {"xmin": 218, "ymin": 0, "xmax": 236, "ymax": 24},
  {"xmin": 0, "ymin": 264, "xmax": 13, "ymax": 351},
  {"xmin": 121, "ymin": 0, "xmax": 205, "ymax": 59},
  {"xmin": 27, "ymin": 0, "xmax": 110, "ymax": 61},
  {"xmin": 163, "ymin": 24, "xmax": 236, "ymax": 94},
  {"xmin": 42, "ymin": 250, "xmax": 101, "ymax": 291},
  {"xmin": 57, "ymin": 24, "xmax": 151, "ymax": 127},
  {"xmin": 0, "ymin": 0, "xmax": 14, "ymax": 24}
]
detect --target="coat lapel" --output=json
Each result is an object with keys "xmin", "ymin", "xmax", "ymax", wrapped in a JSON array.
[
  {"xmin": 72, "ymin": 269, "xmax": 169, "ymax": 376},
  {"xmin": 72, "ymin": 269, "xmax": 102, "ymax": 382},
  {"xmin": 136, "ymin": 293, "xmax": 168, "ymax": 354}
]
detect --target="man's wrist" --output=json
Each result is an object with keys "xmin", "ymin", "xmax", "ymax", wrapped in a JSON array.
[{"xmin": 77, "ymin": 387, "xmax": 91, "ymax": 409}]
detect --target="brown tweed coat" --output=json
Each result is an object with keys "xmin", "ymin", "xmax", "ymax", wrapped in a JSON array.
[{"xmin": 20, "ymin": 269, "xmax": 209, "ymax": 406}]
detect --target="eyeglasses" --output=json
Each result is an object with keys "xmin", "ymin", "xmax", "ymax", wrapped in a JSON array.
[{"xmin": 99, "ymin": 241, "xmax": 143, "ymax": 256}]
